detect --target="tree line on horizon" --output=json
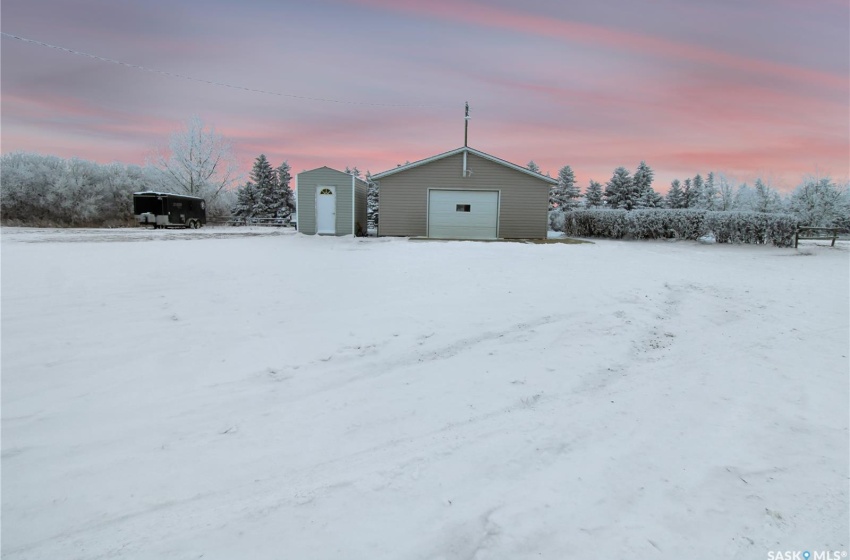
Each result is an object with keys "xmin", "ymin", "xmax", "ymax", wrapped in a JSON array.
[
  {"xmin": 534, "ymin": 159, "xmax": 850, "ymax": 230},
  {"xmin": 0, "ymin": 116, "xmax": 847, "ymax": 229},
  {"xmin": 0, "ymin": 117, "xmax": 241, "ymax": 227}
]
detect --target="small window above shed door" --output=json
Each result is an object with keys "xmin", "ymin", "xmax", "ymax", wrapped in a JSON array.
[{"xmin": 319, "ymin": 188, "xmax": 333, "ymax": 195}]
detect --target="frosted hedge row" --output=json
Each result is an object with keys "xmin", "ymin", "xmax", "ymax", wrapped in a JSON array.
[{"xmin": 555, "ymin": 209, "xmax": 799, "ymax": 247}]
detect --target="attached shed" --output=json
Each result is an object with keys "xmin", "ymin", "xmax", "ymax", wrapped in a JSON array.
[
  {"xmin": 371, "ymin": 147, "xmax": 556, "ymax": 240},
  {"xmin": 296, "ymin": 166, "xmax": 368, "ymax": 236}
]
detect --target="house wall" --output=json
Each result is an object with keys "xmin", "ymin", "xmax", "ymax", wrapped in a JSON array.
[
  {"xmin": 354, "ymin": 178, "xmax": 368, "ymax": 236},
  {"xmin": 376, "ymin": 152, "xmax": 549, "ymax": 239},
  {"xmin": 295, "ymin": 167, "xmax": 355, "ymax": 235}
]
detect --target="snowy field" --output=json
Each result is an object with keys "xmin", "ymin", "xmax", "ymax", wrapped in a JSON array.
[{"xmin": 2, "ymin": 227, "xmax": 848, "ymax": 559}]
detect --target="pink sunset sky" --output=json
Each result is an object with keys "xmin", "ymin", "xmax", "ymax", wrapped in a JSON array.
[{"xmin": 2, "ymin": 0, "xmax": 848, "ymax": 192}]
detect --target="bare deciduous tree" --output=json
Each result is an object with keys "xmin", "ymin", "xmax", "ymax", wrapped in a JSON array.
[{"xmin": 151, "ymin": 116, "xmax": 239, "ymax": 210}]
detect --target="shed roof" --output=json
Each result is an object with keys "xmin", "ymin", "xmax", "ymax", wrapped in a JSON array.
[
  {"xmin": 371, "ymin": 147, "xmax": 558, "ymax": 184},
  {"xmin": 298, "ymin": 165, "xmax": 368, "ymax": 186}
]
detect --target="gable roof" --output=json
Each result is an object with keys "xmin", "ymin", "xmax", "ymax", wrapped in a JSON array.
[
  {"xmin": 371, "ymin": 146, "xmax": 558, "ymax": 184},
  {"xmin": 298, "ymin": 165, "xmax": 368, "ymax": 186}
]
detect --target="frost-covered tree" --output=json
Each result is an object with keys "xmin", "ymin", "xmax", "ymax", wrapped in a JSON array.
[
  {"xmin": 788, "ymin": 177, "xmax": 848, "ymax": 227},
  {"xmin": 344, "ymin": 166, "xmax": 361, "ymax": 178},
  {"xmin": 0, "ymin": 151, "xmax": 157, "ymax": 226},
  {"xmin": 666, "ymin": 179, "xmax": 685, "ymax": 209},
  {"xmin": 633, "ymin": 161, "xmax": 661, "ymax": 208},
  {"xmin": 754, "ymin": 178, "xmax": 783, "ymax": 213},
  {"xmin": 604, "ymin": 167, "xmax": 638, "ymax": 210},
  {"xmin": 527, "ymin": 160, "xmax": 540, "ymax": 174},
  {"xmin": 231, "ymin": 156, "xmax": 294, "ymax": 219},
  {"xmin": 732, "ymin": 180, "xmax": 782, "ymax": 213},
  {"xmin": 688, "ymin": 174, "xmax": 704, "ymax": 209},
  {"xmin": 232, "ymin": 182, "xmax": 259, "ymax": 218},
  {"xmin": 734, "ymin": 183, "xmax": 755, "ymax": 211},
  {"xmin": 635, "ymin": 186, "xmax": 664, "ymax": 208},
  {"xmin": 366, "ymin": 171, "xmax": 379, "ymax": 229},
  {"xmin": 53, "ymin": 158, "xmax": 100, "ymax": 222},
  {"xmin": 151, "ymin": 116, "xmax": 239, "ymax": 210},
  {"xmin": 585, "ymin": 180, "xmax": 604, "ymax": 208},
  {"xmin": 562, "ymin": 166, "xmax": 581, "ymax": 209},
  {"xmin": 0, "ymin": 152, "xmax": 64, "ymax": 224},
  {"xmin": 550, "ymin": 165, "xmax": 579, "ymax": 211},
  {"xmin": 681, "ymin": 178, "xmax": 693, "ymax": 208},
  {"xmin": 276, "ymin": 161, "xmax": 295, "ymax": 217},
  {"xmin": 633, "ymin": 161, "xmax": 654, "ymax": 195},
  {"xmin": 250, "ymin": 154, "xmax": 278, "ymax": 217},
  {"xmin": 718, "ymin": 177, "xmax": 735, "ymax": 211},
  {"xmin": 560, "ymin": 208, "xmax": 798, "ymax": 246},
  {"xmin": 698, "ymin": 172, "xmax": 719, "ymax": 210}
]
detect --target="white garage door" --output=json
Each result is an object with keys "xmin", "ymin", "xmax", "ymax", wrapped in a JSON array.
[{"xmin": 428, "ymin": 190, "xmax": 499, "ymax": 239}]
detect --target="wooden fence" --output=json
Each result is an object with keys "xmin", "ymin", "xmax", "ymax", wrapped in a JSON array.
[{"xmin": 794, "ymin": 226, "xmax": 842, "ymax": 248}]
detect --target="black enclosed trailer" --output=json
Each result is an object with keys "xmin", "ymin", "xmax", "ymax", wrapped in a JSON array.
[{"xmin": 133, "ymin": 192, "xmax": 206, "ymax": 229}]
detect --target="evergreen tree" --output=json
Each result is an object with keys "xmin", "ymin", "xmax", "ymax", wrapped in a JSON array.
[
  {"xmin": 635, "ymin": 186, "xmax": 664, "ymax": 208},
  {"xmin": 666, "ymin": 179, "xmax": 685, "ymax": 209},
  {"xmin": 754, "ymin": 178, "xmax": 783, "ymax": 213},
  {"xmin": 233, "ymin": 155, "xmax": 294, "ymax": 220},
  {"xmin": 682, "ymin": 178, "xmax": 693, "ymax": 208},
  {"xmin": 276, "ymin": 161, "xmax": 295, "ymax": 217},
  {"xmin": 232, "ymin": 181, "xmax": 260, "ymax": 218},
  {"xmin": 688, "ymin": 174, "xmax": 704, "ymax": 208},
  {"xmin": 633, "ymin": 161, "xmax": 654, "ymax": 198},
  {"xmin": 632, "ymin": 161, "xmax": 660, "ymax": 208},
  {"xmin": 345, "ymin": 166, "xmax": 361, "ymax": 178},
  {"xmin": 251, "ymin": 154, "xmax": 278, "ymax": 217},
  {"xmin": 700, "ymin": 172, "xmax": 718, "ymax": 210},
  {"xmin": 604, "ymin": 167, "xmax": 638, "ymax": 210},
  {"xmin": 585, "ymin": 180, "xmax": 604, "ymax": 208},
  {"xmin": 550, "ymin": 165, "xmax": 579, "ymax": 211},
  {"xmin": 527, "ymin": 160, "xmax": 540, "ymax": 174},
  {"xmin": 561, "ymin": 165, "xmax": 581, "ymax": 210},
  {"xmin": 365, "ymin": 170, "xmax": 379, "ymax": 229}
]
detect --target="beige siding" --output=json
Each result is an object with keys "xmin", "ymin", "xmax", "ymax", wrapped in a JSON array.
[
  {"xmin": 354, "ymin": 177, "xmax": 368, "ymax": 236},
  {"xmin": 295, "ymin": 167, "xmax": 355, "ymax": 235},
  {"xmin": 377, "ymin": 152, "xmax": 549, "ymax": 239}
]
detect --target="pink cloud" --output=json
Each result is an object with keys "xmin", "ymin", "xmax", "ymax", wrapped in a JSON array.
[{"xmin": 349, "ymin": 0, "xmax": 846, "ymax": 91}]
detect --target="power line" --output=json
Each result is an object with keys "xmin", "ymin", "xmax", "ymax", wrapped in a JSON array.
[{"xmin": 1, "ymin": 32, "xmax": 448, "ymax": 108}]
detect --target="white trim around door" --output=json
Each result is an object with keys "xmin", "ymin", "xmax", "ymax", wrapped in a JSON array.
[{"xmin": 316, "ymin": 185, "xmax": 336, "ymax": 235}]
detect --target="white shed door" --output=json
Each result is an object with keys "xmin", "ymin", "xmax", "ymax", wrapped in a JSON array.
[
  {"xmin": 428, "ymin": 190, "xmax": 498, "ymax": 239},
  {"xmin": 316, "ymin": 186, "xmax": 336, "ymax": 234}
]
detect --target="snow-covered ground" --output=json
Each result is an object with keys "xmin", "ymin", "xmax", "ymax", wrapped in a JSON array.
[{"xmin": 2, "ymin": 227, "xmax": 848, "ymax": 559}]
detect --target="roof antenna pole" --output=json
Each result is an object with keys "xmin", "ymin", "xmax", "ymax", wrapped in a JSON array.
[
  {"xmin": 464, "ymin": 101, "xmax": 470, "ymax": 147},
  {"xmin": 463, "ymin": 102, "xmax": 470, "ymax": 177}
]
